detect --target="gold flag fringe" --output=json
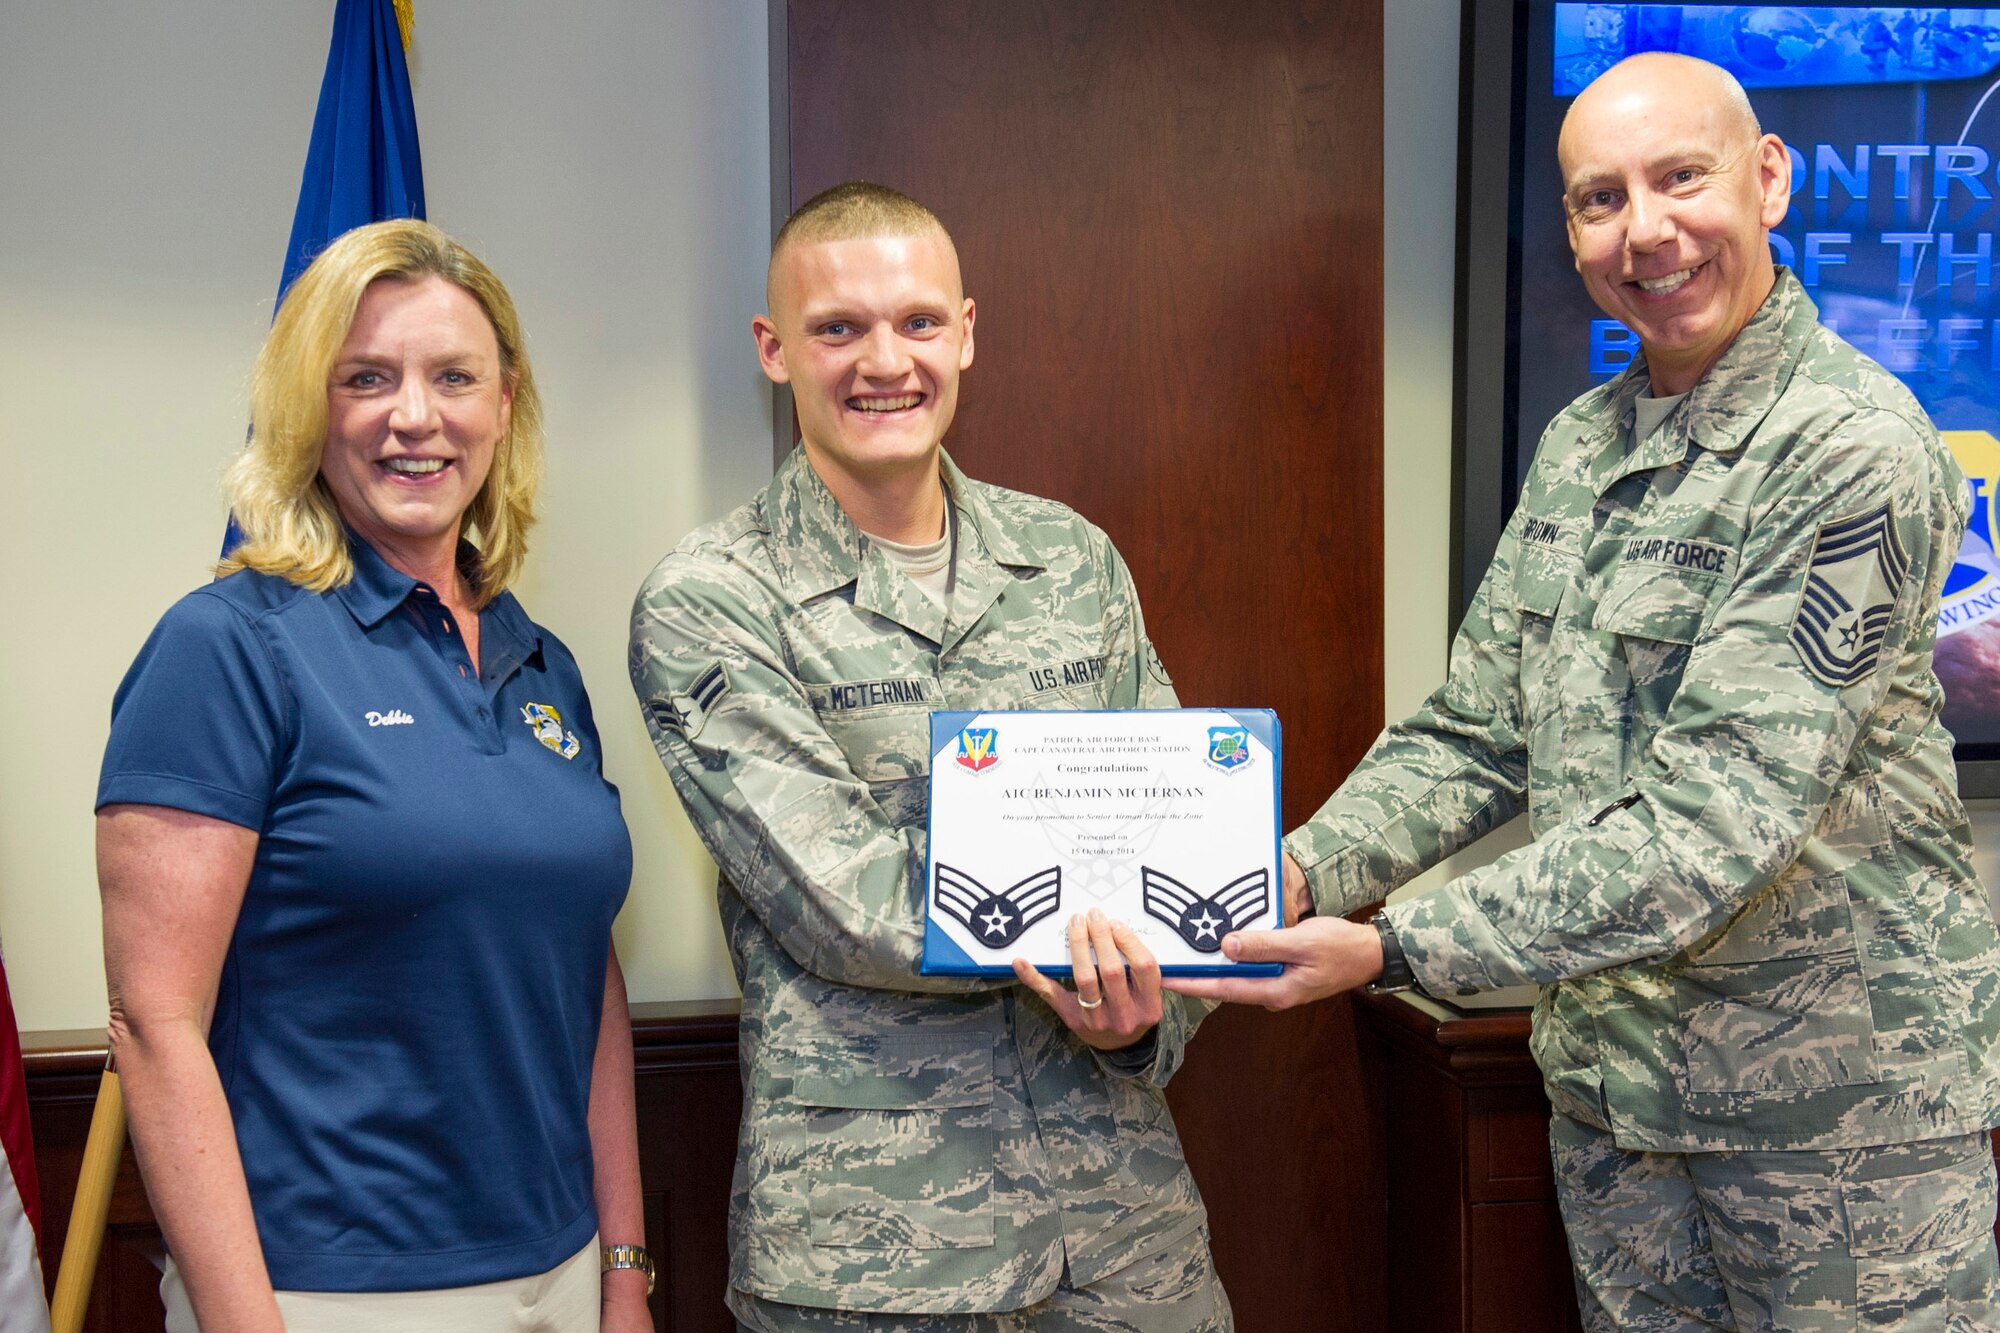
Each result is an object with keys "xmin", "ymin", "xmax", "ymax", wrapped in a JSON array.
[{"xmin": 392, "ymin": 0, "xmax": 415, "ymax": 52}]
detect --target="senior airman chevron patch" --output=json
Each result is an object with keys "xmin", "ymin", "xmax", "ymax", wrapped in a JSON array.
[
  {"xmin": 933, "ymin": 864, "xmax": 1061, "ymax": 949},
  {"xmin": 1790, "ymin": 502, "xmax": 1909, "ymax": 688},
  {"xmin": 1141, "ymin": 866, "xmax": 1269, "ymax": 953}
]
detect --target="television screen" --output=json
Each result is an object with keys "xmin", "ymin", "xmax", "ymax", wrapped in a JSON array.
[{"xmin": 1494, "ymin": 3, "xmax": 2000, "ymax": 759}]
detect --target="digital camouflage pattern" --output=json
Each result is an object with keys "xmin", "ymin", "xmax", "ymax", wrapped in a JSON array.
[
  {"xmin": 630, "ymin": 448, "xmax": 1212, "ymax": 1317},
  {"xmin": 1549, "ymin": 1116, "xmax": 1999, "ymax": 1331},
  {"xmin": 730, "ymin": 1227, "xmax": 1231, "ymax": 1332},
  {"xmin": 1286, "ymin": 270, "xmax": 2000, "ymax": 1152}
]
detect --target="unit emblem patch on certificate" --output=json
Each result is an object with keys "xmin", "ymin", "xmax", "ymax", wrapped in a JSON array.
[
  {"xmin": 954, "ymin": 726, "xmax": 1000, "ymax": 773},
  {"xmin": 1142, "ymin": 866, "xmax": 1270, "ymax": 952},
  {"xmin": 1790, "ymin": 502, "xmax": 1908, "ymax": 688},
  {"xmin": 932, "ymin": 864, "xmax": 1061, "ymax": 948},
  {"xmin": 1206, "ymin": 726, "xmax": 1251, "ymax": 771}
]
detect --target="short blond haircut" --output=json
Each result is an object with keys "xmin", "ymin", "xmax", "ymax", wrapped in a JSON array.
[
  {"xmin": 219, "ymin": 219, "xmax": 542, "ymax": 606},
  {"xmin": 769, "ymin": 182, "xmax": 952, "ymax": 305}
]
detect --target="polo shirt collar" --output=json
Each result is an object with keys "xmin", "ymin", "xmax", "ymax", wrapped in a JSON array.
[
  {"xmin": 333, "ymin": 535, "xmax": 545, "ymax": 669},
  {"xmin": 334, "ymin": 533, "xmax": 429, "ymax": 628},
  {"xmin": 479, "ymin": 588, "xmax": 544, "ymax": 682}
]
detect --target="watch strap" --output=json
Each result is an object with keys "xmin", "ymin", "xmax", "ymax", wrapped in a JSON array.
[
  {"xmin": 601, "ymin": 1242, "xmax": 656, "ymax": 1297},
  {"xmin": 1367, "ymin": 915, "xmax": 1416, "ymax": 994}
]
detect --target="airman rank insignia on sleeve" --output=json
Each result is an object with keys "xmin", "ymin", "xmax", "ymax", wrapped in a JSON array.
[
  {"xmin": 657, "ymin": 662, "xmax": 730, "ymax": 739},
  {"xmin": 933, "ymin": 864, "xmax": 1061, "ymax": 949},
  {"xmin": 1790, "ymin": 501, "xmax": 1909, "ymax": 688},
  {"xmin": 1144, "ymin": 641, "xmax": 1173, "ymax": 687},
  {"xmin": 1142, "ymin": 866, "xmax": 1269, "ymax": 952}
]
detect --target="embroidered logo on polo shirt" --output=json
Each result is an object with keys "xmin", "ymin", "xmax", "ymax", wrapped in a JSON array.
[
  {"xmin": 520, "ymin": 703, "xmax": 581, "ymax": 760},
  {"xmin": 365, "ymin": 709, "xmax": 414, "ymax": 727}
]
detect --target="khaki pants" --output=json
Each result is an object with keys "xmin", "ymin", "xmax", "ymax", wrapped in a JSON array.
[{"xmin": 162, "ymin": 1236, "xmax": 600, "ymax": 1333}]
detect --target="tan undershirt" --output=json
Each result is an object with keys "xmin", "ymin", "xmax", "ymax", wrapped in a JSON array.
[
  {"xmin": 1632, "ymin": 389, "xmax": 1689, "ymax": 451},
  {"xmin": 866, "ymin": 527, "xmax": 952, "ymax": 610}
]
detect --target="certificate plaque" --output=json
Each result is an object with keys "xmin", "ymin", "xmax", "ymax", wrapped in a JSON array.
[{"xmin": 923, "ymin": 708, "xmax": 1282, "ymax": 976}]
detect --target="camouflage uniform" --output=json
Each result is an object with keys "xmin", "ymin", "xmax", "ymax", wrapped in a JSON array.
[
  {"xmin": 1550, "ymin": 1117, "xmax": 1997, "ymax": 1331},
  {"xmin": 1287, "ymin": 272, "xmax": 2000, "ymax": 1322},
  {"xmin": 630, "ymin": 448, "xmax": 1223, "ymax": 1328}
]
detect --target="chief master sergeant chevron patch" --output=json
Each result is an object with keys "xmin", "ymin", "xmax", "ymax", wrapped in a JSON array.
[{"xmin": 1789, "ymin": 501, "xmax": 1909, "ymax": 688}]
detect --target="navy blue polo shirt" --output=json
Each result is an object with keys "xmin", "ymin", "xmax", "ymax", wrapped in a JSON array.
[{"xmin": 98, "ymin": 539, "xmax": 632, "ymax": 1292}]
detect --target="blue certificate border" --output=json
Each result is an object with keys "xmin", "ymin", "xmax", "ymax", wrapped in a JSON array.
[{"xmin": 921, "ymin": 707, "xmax": 1284, "ymax": 977}]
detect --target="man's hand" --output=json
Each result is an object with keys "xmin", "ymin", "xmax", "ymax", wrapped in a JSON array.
[
  {"xmin": 1283, "ymin": 852, "xmax": 1312, "ymax": 922},
  {"xmin": 1162, "ymin": 916, "xmax": 1384, "ymax": 1010},
  {"xmin": 1014, "ymin": 909, "xmax": 1163, "ymax": 1050}
]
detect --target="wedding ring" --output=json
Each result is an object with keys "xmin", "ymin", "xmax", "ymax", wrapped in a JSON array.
[{"xmin": 1078, "ymin": 995, "xmax": 1104, "ymax": 1010}]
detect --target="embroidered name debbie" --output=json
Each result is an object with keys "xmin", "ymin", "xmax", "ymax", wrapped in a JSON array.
[
  {"xmin": 818, "ymin": 678, "xmax": 940, "ymax": 711},
  {"xmin": 1622, "ymin": 537, "xmax": 1729, "ymax": 574},
  {"xmin": 366, "ymin": 710, "xmax": 414, "ymax": 727}
]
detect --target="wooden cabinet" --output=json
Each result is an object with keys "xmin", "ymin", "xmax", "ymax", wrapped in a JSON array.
[
  {"xmin": 1353, "ymin": 990, "xmax": 1582, "ymax": 1333},
  {"xmin": 1356, "ymin": 988, "xmax": 2000, "ymax": 1332}
]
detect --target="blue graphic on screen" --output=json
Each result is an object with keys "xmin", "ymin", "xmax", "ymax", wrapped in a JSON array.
[
  {"xmin": 1516, "ymin": 6, "xmax": 2000, "ymax": 742},
  {"xmin": 1554, "ymin": 6, "xmax": 2000, "ymax": 92}
]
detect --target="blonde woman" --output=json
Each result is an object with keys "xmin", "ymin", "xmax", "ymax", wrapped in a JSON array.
[{"xmin": 96, "ymin": 220, "xmax": 649, "ymax": 1332}]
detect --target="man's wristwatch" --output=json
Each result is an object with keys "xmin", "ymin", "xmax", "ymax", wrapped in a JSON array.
[
  {"xmin": 1367, "ymin": 916, "xmax": 1417, "ymax": 994},
  {"xmin": 601, "ymin": 1243, "xmax": 656, "ymax": 1296}
]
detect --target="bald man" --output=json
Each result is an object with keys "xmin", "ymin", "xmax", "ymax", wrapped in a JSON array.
[
  {"xmin": 1173, "ymin": 54, "xmax": 2000, "ymax": 1330},
  {"xmin": 630, "ymin": 182, "xmax": 1227, "ymax": 1332}
]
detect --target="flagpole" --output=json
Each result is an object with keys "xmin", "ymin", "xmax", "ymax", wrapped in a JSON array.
[{"xmin": 48, "ymin": 1063, "xmax": 123, "ymax": 1333}]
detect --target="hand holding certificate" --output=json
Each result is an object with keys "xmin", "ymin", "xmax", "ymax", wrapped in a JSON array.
[{"xmin": 923, "ymin": 708, "xmax": 1283, "ymax": 976}]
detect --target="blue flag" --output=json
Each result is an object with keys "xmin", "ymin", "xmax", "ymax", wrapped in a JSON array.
[
  {"xmin": 280, "ymin": 0, "xmax": 425, "ymax": 301},
  {"xmin": 226, "ymin": 0, "xmax": 424, "ymax": 556}
]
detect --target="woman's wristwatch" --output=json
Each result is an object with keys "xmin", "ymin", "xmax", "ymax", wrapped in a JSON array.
[{"xmin": 601, "ymin": 1243, "xmax": 656, "ymax": 1296}]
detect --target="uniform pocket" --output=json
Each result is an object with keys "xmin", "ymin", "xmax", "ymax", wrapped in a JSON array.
[
  {"xmin": 1510, "ymin": 543, "xmax": 1577, "ymax": 740},
  {"xmin": 816, "ymin": 702, "xmax": 932, "ymax": 825},
  {"xmin": 797, "ymin": 1034, "xmax": 996, "ymax": 1250},
  {"xmin": 1595, "ymin": 566, "xmax": 1719, "ymax": 727},
  {"xmin": 1850, "ymin": 1138, "xmax": 1998, "ymax": 1331},
  {"xmin": 1675, "ymin": 876, "xmax": 1881, "ymax": 1095},
  {"xmin": 1592, "ymin": 567, "xmax": 1716, "ymax": 644},
  {"xmin": 815, "ymin": 701, "xmax": 932, "ymax": 785}
]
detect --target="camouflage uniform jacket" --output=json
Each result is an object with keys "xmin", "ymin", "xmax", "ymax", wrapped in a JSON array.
[
  {"xmin": 630, "ymin": 448, "xmax": 1208, "ymax": 1313},
  {"xmin": 1288, "ymin": 270, "xmax": 2000, "ymax": 1152}
]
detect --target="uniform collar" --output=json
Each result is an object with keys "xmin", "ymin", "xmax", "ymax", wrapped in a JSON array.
[
  {"xmin": 763, "ymin": 447, "xmax": 1047, "ymax": 647},
  {"xmin": 1592, "ymin": 266, "xmax": 1813, "ymax": 494}
]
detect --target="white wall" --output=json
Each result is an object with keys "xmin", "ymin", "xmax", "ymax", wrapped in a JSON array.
[
  {"xmin": 0, "ymin": 1, "xmax": 771, "ymax": 1030},
  {"xmin": 1378, "ymin": 0, "xmax": 2000, "ymax": 941}
]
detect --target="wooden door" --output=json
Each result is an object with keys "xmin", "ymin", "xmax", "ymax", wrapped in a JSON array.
[{"xmin": 781, "ymin": 3, "xmax": 1388, "ymax": 1328}]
